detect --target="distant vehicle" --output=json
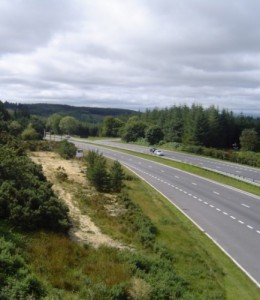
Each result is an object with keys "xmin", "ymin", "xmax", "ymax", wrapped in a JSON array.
[
  {"xmin": 76, "ymin": 149, "xmax": 84, "ymax": 158},
  {"xmin": 65, "ymin": 135, "xmax": 71, "ymax": 139},
  {"xmin": 154, "ymin": 149, "xmax": 164, "ymax": 156},
  {"xmin": 150, "ymin": 148, "xmax": 157, "ymax": 153}
]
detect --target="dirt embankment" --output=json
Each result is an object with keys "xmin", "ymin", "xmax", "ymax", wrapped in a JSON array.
[{"xmin": 30, "ymin": 151, "xmax": 125, "ymax": 249}]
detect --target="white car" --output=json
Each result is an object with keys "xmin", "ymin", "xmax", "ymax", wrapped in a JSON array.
[{"xmin": 154, "ymin": 150, "xmax": 164, "ymax": 156}]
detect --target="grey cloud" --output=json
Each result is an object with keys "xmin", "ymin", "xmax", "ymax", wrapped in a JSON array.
[
  {"xmin": 0, "ymin": 0, "xmax": 84, "ymax": 54},
  {"xmin": 0, "ymin": 0, "xmax": 260, "ymax": 114}
]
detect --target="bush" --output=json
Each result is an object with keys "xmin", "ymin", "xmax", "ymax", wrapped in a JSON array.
[
  {"xmin": 120, "ymin": 193, "xmax": 157, "ymax": 248},
  {"xmin": 0, "ymin": 237, "xmax": 46, "ymax": 299},
  {"xmin": 0, "ymin": 145, "xmax": 70, "ymax": 232},
  {"xmin": 56, "ymin": 140, "xmax": 77, "ymax": 159}
]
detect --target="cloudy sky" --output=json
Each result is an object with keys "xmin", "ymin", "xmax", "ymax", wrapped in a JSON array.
[{"xmin": 1, "ymin": 0, "xmax": 260, "ymax": 114}]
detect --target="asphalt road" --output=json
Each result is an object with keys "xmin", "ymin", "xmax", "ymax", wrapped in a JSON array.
[
  {"xmin": 87, "ymin": 139, "xmax": 260, "ymax": 186},
  {"xmin": 70, "ymin": 140, "xmax": 260, "ymax": 287}
]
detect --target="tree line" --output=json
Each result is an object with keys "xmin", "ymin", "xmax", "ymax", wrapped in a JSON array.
[{"xmin": 101, "ymin": 104, "xmax": 260, "ymax": 151}]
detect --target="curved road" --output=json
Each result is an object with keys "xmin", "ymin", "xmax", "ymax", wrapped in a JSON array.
[{"xmin": 70, "ymin": 140, "xmax": 260, "ymax": 287}]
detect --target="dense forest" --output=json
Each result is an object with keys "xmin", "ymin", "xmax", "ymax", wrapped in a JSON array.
[{"xmin": 124, "ymin": 105, "xmax": 260, "ymax": 149}]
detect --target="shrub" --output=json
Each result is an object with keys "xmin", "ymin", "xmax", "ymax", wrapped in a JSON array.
[
  {"xmin": 0, "ymin": 146, "xmax": 70, "ymax": 232},
  {"xmin": 0, "ymin": 237, "xmax": 46, "ymax": 299},
  {"xmin": 110, "ymin": 160, "xmax": 125, "ymax": 192},
  {"xmin": 56, "ymin": 140, "xmax": 77, "ymax": 159}
]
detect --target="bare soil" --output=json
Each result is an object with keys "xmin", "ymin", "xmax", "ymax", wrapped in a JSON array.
[{"xmin": 30, "ymin": 151, "xmax": 125, "ymax": 249}]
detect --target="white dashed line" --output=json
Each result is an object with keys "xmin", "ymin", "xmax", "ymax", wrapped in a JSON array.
[
  {"xmin": 192, "ymin": 182, "xmax": 197, "ymax": 186},
  {"xmin": 132, "ymin": 166, "xmax": 259, "ymax": 237},
  {"xmin": 241, "ymin": 203, "xmax": 250, "ymax": 208}
]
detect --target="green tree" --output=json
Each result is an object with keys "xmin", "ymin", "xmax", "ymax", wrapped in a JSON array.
[
  {"xmin": 8, "ymin": 120, "xmax": 22, "ymax": 135},
  {"xmin": 182, "ymin": 105, "xmax": 209, "ymax": 146},
  {"xmin": 121, "ymin": 121, "xmax": 147, "ymax": 142},
  {"xmin": 145, "ymin": 126, "xmax": 164, "ymax": 145},
  {"xmin": 21, "ymin": 123, "xmax": 40, "ymax": 140},
  {"xmin": 86, "ymin": 151, "xmax": 110, "ymax": 192},
  {"xmin": 101, "ymin": 116, "xmax": 124, "ymax": 137},
  {"xmin": 240, "ymin": 128, "xmax": 259, "ymax": 151},
  {"xmin": 46, "ymin": 113, "xmax": 62, "ymax": 134},
  {"xmin": 110, "ymin": 160, "xmax": 124, "ymax": 192},
  {"xmin": 0, "ymin": 100, "xmax": 11, "ymax": 121},
  {"xmin": 59, "ymin": 116, "xmax": 78, "ymax": 135}
]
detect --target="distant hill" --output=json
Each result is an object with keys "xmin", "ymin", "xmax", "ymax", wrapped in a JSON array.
[{"xmin": 4, "ymin": 102, "xmax": 137, "ymax": 123}]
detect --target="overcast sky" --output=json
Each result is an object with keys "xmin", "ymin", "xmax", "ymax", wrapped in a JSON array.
[{"xmin": 1, "ymin": 0, "xmax": 260, "ymax": 114}]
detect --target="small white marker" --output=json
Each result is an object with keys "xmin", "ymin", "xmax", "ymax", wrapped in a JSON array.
[
  {"xmin": 192, "ymin": 182, "xmax": 197, "ymax": 186},
  {"xmin": 238, "ymin": 220, "xmax": 244, "ymax": 224},
  {"xmin": 230, "ymin": 216, "xmax": 236, "ymax": 220},
  {"xmin": 216, "ymin": 208, "xmax": 221, "ymax": 212},
  {"xmin": 247, "ymin": 225, "xmax": 254, "ymax": 230},
  {"xmin": 223, "ymin": 212, "xmax": 228, "ymax": 215},
  {"xmin": 213, "ymin": 191, "xmax": 220, "ymax": 195}
]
